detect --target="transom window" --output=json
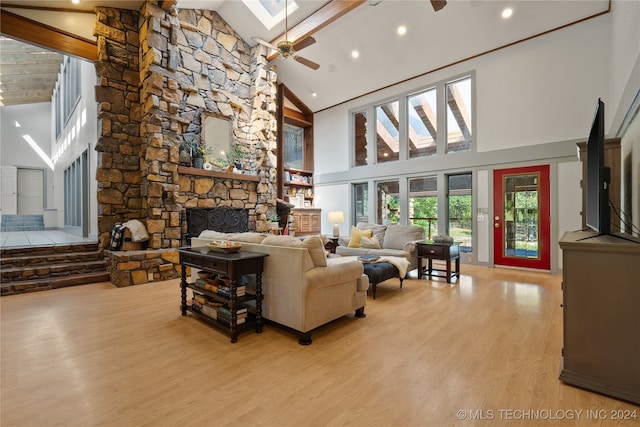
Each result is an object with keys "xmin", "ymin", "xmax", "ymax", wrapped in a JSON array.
[{"xmin": 352, "ymin": 73, "xmax": 473, "ymax": 165}]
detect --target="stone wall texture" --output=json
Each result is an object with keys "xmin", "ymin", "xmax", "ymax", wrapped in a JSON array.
[{"xmin": 94, "ymin": 1, "xmax": 279, "ymax": 253}]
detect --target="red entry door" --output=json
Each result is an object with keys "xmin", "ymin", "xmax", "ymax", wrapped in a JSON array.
[{"xmin": 493, "ymin": 165, "xmax": 550, "ymax": 270}]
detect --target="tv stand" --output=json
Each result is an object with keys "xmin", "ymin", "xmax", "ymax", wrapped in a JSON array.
[{"xmin": 559, "ymin": 231, "xmax": 640, "ymax": 405}]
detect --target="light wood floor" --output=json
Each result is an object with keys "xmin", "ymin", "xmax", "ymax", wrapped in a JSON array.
[{"xmin": 1, "ymin": 265, "xmax": 637, "ymax": 426}]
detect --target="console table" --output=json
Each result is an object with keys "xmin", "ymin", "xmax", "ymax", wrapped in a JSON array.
[
  {"xmin": 179, "ymin": 247, "xmax": 267, "ymax": 343},
  {"xmin": 417, "ymin": 241, "xmax": 460, "ymax": 283}
]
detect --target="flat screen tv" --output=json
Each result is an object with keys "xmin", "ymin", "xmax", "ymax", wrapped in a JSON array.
[{"xmin": 585, "ymin": 98, "xmax": 610, "ymax": 235}]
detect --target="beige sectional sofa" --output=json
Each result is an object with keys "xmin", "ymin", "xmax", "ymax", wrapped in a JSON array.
[
  {"xmin": 191, "ymin": 231, "xmax": 367, "ymax": 345},
  {"xmin": 335, "ymin": 223, "xmax": 426, "ymax": 273}
]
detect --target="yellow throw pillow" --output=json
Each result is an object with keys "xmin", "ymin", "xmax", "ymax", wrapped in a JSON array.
[{"xmin": 348, "ymin": 226, "xmax": 373, "ymax": 248}]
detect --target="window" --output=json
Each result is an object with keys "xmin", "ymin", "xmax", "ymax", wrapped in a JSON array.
[
  {"xmin": 409, "ymin": 176, "xmax": 438, "ymax": 239},
  {"xmin": 353, "ymin": 110, "xmax": 368, "ymax": 166},
  {"xmin": 408, "ymin": 88, "xmax": 437, "ymax": 158},
  {"xmin": 55, "ymin": 56, "xmax": 82, "ymax": 142},
  {"xmin": 242, "ymin": 0, "xmax": 299, "ymax": 30},
  {"xmin": 446, "ymin": 76, "xmax": 472, "ymax": 153},
  {"xmin": 351, "ymin": 73, "xmax": 473, "ymax": 163},
  {"xmin": 376, "ymin": 180, "xmax": 399, "ymax": 225},
  {"xmin": 353, "ymin": 183, "xmax": 368, "ymax": 224},
  {"xmin": 283, "ymin": 123, "xmax": 305, "ymax": 170},
  {"xmin": 447, "ymin": 173, "xmax": 472, "ymax": 251},
  {"xmin": 375, "ymin": 100, "xmax": 400, "ymax": 163}
]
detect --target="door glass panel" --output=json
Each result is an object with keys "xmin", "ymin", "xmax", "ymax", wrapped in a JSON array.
[
  {"xmin": 353, "ymin": 183, "xmax": 368, "ymax": 224},
  {"xmin": 448, "ymin": 173, "xmax": 472, "ymax": 251},
  {"xmin": 376, "ymin": 180, "xmax": 399, "ymax": 225},
  {"xmin": 375, "ymin": 100, "xmax": 400, "ymax": 163},
  {"xmin": 503, "ymin": 173, "xmax": 539, "ymax": 259},
  {"xmin": 409, "ymin": 176, "xmax": 437, "ymax": 239}
]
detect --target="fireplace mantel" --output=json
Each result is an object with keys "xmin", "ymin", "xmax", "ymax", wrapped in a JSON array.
[{"xmin": 178, "ymin": 166, "xmax": 260, "ymax": 182}]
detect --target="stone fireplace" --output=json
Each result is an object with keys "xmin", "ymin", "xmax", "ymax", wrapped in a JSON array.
[{"xmin": 93, "ymin": 2, "xmax": 279, "ymax": 285}]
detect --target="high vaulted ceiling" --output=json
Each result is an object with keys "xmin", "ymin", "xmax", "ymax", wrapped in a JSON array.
[{"xmin": 0, "ymin": 0, "xmax": 611, "ymax": 110}]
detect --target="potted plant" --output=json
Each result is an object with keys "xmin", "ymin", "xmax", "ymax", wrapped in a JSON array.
[
  {"xmin": 227, "ymin": 145, "xmax": 245, "ymax": 171},
  {"xmin": 268, "ymin": 215, "xmax": 280, "ymax": 229},
  {"xmin": 191, "ymin": 142, "xmax": 206, "ymax": 169}
]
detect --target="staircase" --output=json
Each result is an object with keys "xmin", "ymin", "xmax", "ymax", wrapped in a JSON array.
[
  {"xmin": 0, "ymin": 243, "xmax": 110, "ymax": 296},
  {"xmin": 1, "ymin": 214, "xmax": 44, "ymax": 231}
]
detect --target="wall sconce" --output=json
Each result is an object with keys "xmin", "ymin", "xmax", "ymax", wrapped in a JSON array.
[{"xmin": 327, "ymin": 211, "xmax": 344, "ymax": 238}]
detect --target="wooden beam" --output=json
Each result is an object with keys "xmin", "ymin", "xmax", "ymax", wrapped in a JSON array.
[
  {"xmin": 159, "ymin": 0, "xmax": 177, "ymax": 11},
  {"xmin": 268, "ymin": 0, "xmax": 366, "ymax": 61},
  {"xmin": 0, "ymin": 10, "xmax": 97, "ymax": 61}
]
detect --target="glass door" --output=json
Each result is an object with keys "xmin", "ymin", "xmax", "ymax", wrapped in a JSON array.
[{"xmin": 493, "ymin": 165, "xmax": 550, "ymax": 270}]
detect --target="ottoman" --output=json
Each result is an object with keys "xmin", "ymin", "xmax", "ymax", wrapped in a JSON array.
[{"xmin": 362, "ymin": 262, "xmax": 403, "ymax": 299}]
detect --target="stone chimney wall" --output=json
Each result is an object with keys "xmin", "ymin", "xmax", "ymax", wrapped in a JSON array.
[{"xmin": 94, "ymin": 2, "xmax": 278, "ymax": 251}]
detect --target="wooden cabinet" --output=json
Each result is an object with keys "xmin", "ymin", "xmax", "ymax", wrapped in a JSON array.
[
  {"xmin": 577, "ymin": 138, "xmax": 621, "ymax": 233},
  {"xmin": 291, "ymin": 208, "xmax": 321, "ymax": 236},
  {"xmin": 178, "ymin": 247, "xmax": 267, "ymax": 343},
  {"xmin": 558, "ymin": 231, "xmax": 640, "ymax": 405}
]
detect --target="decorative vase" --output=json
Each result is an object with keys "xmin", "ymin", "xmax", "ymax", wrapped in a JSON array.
[
  {"xmin": 270, "ymin": 222, "xmax": 279, "ymax": 229},
  {"xmin": 192, "ymin": 157, "xmax": 204, "ymax": 169}
]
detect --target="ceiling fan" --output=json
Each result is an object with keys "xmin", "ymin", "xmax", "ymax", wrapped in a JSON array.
[
  {"xmin": 252, "ymin": 0, "xmax": 320, "ymax": 70},
  {"xmin": 369, "ymin": 0, "xmax": 447, "ymax": 12}
]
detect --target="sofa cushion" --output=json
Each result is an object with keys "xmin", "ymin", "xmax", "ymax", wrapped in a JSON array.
[
  {"xmin": 199, "ymin": 230, "xmax": 231, "ymax": 240},
  {"xmin": 360, "ymin": 236, "xmax": 382, "ymax": 249},
  {"xmin": 227, "ymin": 232, "xmax": 267, "ymax": 244},
  {"xmin": 356, "ymin": 222, "xmax": 387, "ymax": 243},
  {"xmin": 262, "ymin": 235, "xmax": 327, "ymax": 267},
  {"xmin": 383, "ymin": 224, "xmax": 425, "ymax": 250},
  {"xmin": 348, "ymin": 226, "xmax": 373, "ymax": 248}
]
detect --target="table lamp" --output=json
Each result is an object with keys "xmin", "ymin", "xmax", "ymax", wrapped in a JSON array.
[{"xmin": 327, "ymin": 211, "xmax": 344, "ymax": 238}]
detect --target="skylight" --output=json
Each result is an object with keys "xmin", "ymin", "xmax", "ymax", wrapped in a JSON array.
[{"xmin": 242, "ymin": 0, "xmax": 299, "ymax": 30}]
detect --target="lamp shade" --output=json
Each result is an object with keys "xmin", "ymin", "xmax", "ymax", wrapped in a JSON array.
[{"xmin": 327, "ymin": 211, "xmax": 344, "ymax": 224}]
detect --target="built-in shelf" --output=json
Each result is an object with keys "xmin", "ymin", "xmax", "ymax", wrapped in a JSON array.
[{"xmin": 178, "ymin": 166, "xmax": 260, "ymax": 182}]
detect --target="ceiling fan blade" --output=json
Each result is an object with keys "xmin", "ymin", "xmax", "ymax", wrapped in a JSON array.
[
  {"xmin": 430, "ymin": 0, "xmax": 447, "ymax": 11},
  {"xmin": 253, "ymin": 37, "xmax": 279, "ymax": 51},
  {"xmin": 292, "ymin": 36, "xmax": 316, "ymax": 52},
  {"xmin": 294, "ymin": 55, "xmax": 320, "ymax": 70}
]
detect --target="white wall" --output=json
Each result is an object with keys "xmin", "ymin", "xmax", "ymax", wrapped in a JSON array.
[
  {"xmin": 0, "ymin": 102, "xmax": 55, "ymax": 208},
  {"xmin": 313, "ymin": 4, "xmax": 639, "ymax": 271}
]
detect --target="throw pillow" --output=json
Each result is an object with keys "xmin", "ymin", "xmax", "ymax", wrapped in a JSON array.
[
  {"xmin": 261, "ymin": 235, "xmax": 327, "ymax": 267},
  {"xmin": 348, "ymin": 226, "xmax": 373, "ymax": 248},
  {"xmin": 356, "ymin": 222, "xmax": 387, "ymax": 243},
  {"xmin": 360, "ymin": 236, "xmax": 381, "ymax": 249}
]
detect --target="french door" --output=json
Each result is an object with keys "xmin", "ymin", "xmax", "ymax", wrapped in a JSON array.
[{"xmin": 493, "ymin": 165, "xmax": 550, "ymax": 270}]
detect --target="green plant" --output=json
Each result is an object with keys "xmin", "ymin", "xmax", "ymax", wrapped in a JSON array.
[
  {"xmin": 226, "ymin": 145, "xmax": 245, "ymax": 166},
  {"xmin": 191, "ymin": 142, "xmax": 206, "ymax": 158},
  {"xmin": 268, "ymin": 215, "xmax": 280, "ymax": 223}
]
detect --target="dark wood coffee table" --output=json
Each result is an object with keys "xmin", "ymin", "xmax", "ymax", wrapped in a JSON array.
[{"xmin": 416, "ymin": 241, "xmax": 460, "ymax": 283}]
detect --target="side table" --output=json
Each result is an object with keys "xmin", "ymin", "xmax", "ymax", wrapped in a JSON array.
[{"xmin": 417, "ymin": 241, "xmax": 460, "ymax": 283}]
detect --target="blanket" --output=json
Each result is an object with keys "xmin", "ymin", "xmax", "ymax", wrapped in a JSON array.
[
  {"xmin": 122, "ymin": 219, "xmax": 149, "ymax": 242},
  {"xmin": 376, "ymin": 256, "xmax": 410, "ymax": 278}
]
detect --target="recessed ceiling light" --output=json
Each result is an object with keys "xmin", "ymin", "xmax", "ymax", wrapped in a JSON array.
[
  {"xmin": 397, "ymin": 25, "xmax": 407, "ymax": 36},
  {"xmin": 311, "ymin": 92, "xmax": 317, "ymax": 97},
  {"xmin": 502, "ymin": 8, "xmax": 513, "ymax": 19},
  {"xmin": 71, "ymin": 0, "xmax": 80, "ymax": 4},
  {"xmin": 351, "ymin": 50, "xmax": 359, "ymax": 59}
]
